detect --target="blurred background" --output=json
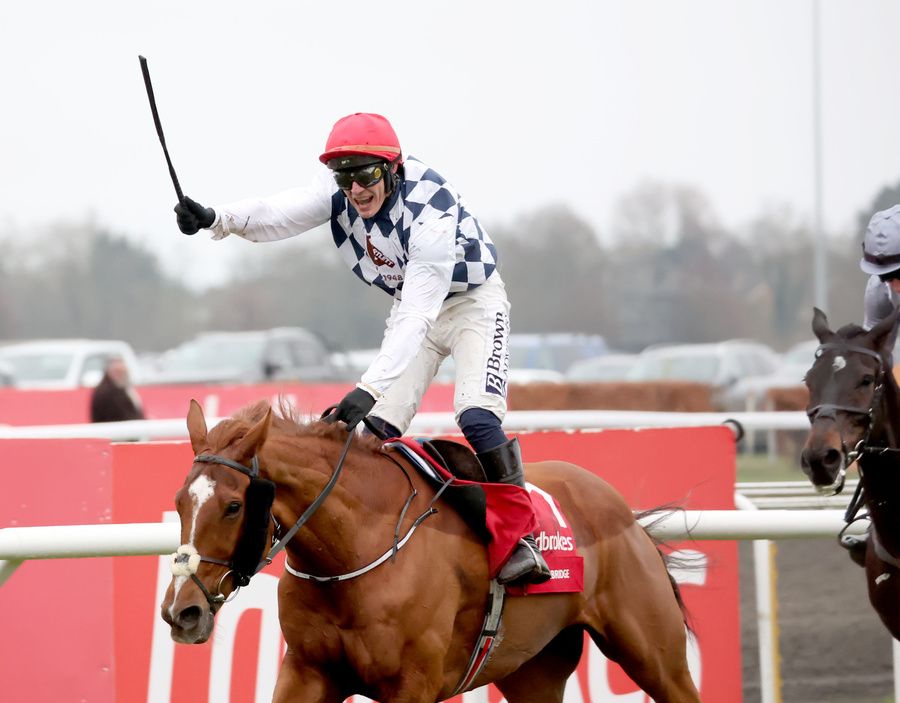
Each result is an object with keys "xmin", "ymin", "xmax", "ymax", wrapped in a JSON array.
[
  {"xmin": 4, "ymin": 4, "xmax": 900, "ymax": 700},
  {"xmin": 2, "ymin": 0, "xmax": 899, "ymax": 417}
]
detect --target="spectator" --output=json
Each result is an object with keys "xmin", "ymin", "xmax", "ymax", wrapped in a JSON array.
[{"xmin": 90, "ymin": 356, "xmax": 145, "ymax": 423}]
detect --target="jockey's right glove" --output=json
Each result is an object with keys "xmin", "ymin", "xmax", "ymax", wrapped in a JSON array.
[
  {"xmin": 174, "ymin": 196, "xmax": 216, "ymax": 235},
  {"xmin": 332, "ymin": 386, "xmax": 377, "ymax": 430}
]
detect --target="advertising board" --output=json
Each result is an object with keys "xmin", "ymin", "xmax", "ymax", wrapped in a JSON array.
[{"xmin": 0, "ymin": 426, "xmax": 738, "ymax": 701}]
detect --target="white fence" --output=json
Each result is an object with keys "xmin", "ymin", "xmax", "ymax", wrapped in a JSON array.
[
  {"xmin": 0, "ymin": 508, "xmax": 867, "ymax": 566},
  {"xmin": 0, "ymin": 409, "xmax": 812, "ymax": 441},
  {"xmin": 0, "ymin": 409, "xmax": 858, "ymax": 703}
]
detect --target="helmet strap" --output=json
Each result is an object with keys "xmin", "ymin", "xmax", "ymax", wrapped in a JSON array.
[{"xmin": 384, "ymin": 161, "xmax": 402, "ymax": 196}]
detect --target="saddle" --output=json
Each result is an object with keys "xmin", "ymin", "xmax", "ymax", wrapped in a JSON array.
[
  {"xmin": 414, "ymin": 438, "xmax": 492, "ymax": 542},
  {"xmin": 385, "ymin": 437, "xmax": 582, "ymax": 595}
]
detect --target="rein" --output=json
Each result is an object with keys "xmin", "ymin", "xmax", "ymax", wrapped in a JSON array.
[
  {"xmin": 284, "ymin": 449, "xmax": 454, "ymax": 583},
  {"xmin": 173, "ymin": 428, "xmax": 450, "ymax": 604}
]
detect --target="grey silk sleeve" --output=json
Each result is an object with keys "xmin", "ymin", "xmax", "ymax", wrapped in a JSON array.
[{"xmin": 863, "ymin": 275, "xmax": 894, "ymax": 330}]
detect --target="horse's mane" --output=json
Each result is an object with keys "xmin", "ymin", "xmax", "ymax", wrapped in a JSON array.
[{"xmin": 208, "ymin": 398, "xmax": 386, "ymax": 455}]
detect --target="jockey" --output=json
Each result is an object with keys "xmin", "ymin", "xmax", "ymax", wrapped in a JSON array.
[
  {"xmin": 174, "ymin": 112, "xmax": 550, "ymax": 586},
  {"xmin": 846, "ymin": 203, "xmax": 900, "ymax": 566},
  {"xmin": 860, "ymin": 204, "xmax": 900, "ymax": 332}
]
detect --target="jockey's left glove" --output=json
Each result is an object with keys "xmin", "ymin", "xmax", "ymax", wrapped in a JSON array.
[{"xmin": 332, "ymin": 387, "xmax": 377, "ymax": 430}]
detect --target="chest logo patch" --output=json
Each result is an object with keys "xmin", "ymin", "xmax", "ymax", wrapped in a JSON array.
[{"xmin": 366, "ymin": 236, "xmax": 395, "ymax": 268}]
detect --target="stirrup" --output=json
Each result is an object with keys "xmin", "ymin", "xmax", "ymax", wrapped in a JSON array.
[
  {"xmin": 498, "ymin": 537, "xmax": 551, "ymax": 586},
  {"xmin": 840, "ymin": 534, "xmax": 867, "ymax": 568}
]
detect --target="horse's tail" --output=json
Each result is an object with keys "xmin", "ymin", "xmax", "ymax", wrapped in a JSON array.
[{"xmin": 634, "ymin": 506, "xmax": 696, "ymax": 637}]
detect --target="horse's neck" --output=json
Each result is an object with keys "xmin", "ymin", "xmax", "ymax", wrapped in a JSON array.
[
  {"xmin": 263, "ymin": 440, "xmax": 410, "ymax": 573},
  {"xmin": 862, "ymin": 376, "xmax": 900, "ymax": 543},
  {"xmin": 873, "ymin": 373, "xmax": 900, "ymax": 446}
]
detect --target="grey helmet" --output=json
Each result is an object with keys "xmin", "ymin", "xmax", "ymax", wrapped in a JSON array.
[{"xmin": 860, "ymin": 204, "xmax": 900, "ymax": 276}]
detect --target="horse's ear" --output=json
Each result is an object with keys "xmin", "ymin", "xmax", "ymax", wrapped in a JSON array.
[
  {"xmin": 232, "ymin": 404, "xmax": 273, "ymax": 463},
  {"xmin": 811, "ymin": 307, "xmax": 832, "ymax": 343},
  {"xmin": 868, "ymin": 307, "xmax": 900, "ymax": 359},
  {"xmin": 187, "ymin": 399, "xmax": 208, "ymax": 455}
]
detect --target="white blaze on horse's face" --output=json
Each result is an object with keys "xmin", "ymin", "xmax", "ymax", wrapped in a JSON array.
[
  {"xmin": 833, "ymin": 356, "xmax": 847, "ymax": 373},
  {"xmin": 188, "ymin": 474, "xmax": 217, "ymax": 544},
  {"xmin": 170, "ymin": 474, "xmax": 217, "ymax": 605}
]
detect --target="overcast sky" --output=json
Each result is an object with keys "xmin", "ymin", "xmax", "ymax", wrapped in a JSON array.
[{"xmin": 2, "ymin": 1, "xmax": 898, "ymax": 289}]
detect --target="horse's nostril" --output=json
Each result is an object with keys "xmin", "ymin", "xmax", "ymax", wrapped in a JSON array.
[
  {"xmin": 800, "ymin": 446, "xmax": 844, "ymax": 481},
  {"xmin": 823, "ymin": 448, "xmax": 843, "ymax": 470},
  {"xmin": 176, "ymin": 605, "xmax": 203, "ymax": 629}
]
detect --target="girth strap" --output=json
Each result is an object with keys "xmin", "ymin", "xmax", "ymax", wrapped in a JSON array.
[{"xmin": 450, "ymin": 579, "xmax": 506, "ymax": 697}]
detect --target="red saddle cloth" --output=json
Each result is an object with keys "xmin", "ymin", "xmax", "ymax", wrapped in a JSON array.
[
  {"xmin": 512, "ymin": 484, "xmax": 584, "ymax": 595},
  {"xmin": 388, "ymin": 438, "xmax": 583, "ymax": 593}
]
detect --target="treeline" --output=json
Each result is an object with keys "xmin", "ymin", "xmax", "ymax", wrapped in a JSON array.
[{"xmin": 1, "ymin": 179, "xmax": 898, "ymax": 355}]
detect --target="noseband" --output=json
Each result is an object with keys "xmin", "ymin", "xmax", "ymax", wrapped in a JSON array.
[{"xmin": 806, "ymin": 342, "xmax": 886, "ymax": 465}]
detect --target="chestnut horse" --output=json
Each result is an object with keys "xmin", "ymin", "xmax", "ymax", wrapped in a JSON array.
[
  {"xmin": 161, "ymin": 399, "xmax": 700, "ymax": 702},
  {"xmin": 800, "ymin": 306, "xmax": 900, "ymax": 638}
]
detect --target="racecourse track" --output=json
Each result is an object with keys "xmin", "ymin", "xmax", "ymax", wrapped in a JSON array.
[{"xmin": 739, "ymin": 539, "xmax": 894, "ymax": 702}]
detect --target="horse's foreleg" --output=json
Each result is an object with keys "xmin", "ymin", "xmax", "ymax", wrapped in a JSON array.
[
  {"xmin": 272, "ymin": 650, "xmax": 343, "ymax": 703},
  {"xmin": 865, "ymin": 552, "xmax": 900, "ymax": 640}
]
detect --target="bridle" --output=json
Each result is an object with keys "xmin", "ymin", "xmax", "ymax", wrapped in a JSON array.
[
  {"xmin": 806, "ymin": 342, "xmax": 888, "ymax": 467},
  {"xmin": 170, "ymin": 453, "xmax": 278, "ymax": 607},
  {"xmin": 171, "ymin": 427, "xmax": 447, "ymax": 606}
]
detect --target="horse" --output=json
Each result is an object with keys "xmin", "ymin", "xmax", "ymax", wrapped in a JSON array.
[
  {"xmin": 160, "ymin": 399, "xmax": 701, "ymax": 702},
  {"xmin": 800, "ymin": 306, "xmax": 900, "ymax": 638}
]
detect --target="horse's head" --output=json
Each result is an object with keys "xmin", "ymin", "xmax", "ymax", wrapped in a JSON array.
[
  {"xmin": 800, "ymin": 307, "xmax": 900, "ymax": 495},
  {"xmin": 161, "ymin": 399, "xmax": 276, "ymax": 644}
]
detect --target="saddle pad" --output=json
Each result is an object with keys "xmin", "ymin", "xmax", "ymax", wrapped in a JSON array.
[
  {"xmin": 387, "ymin": 438, "xmax": 536, "ymax": 578},
  {"xmin": 387, "ymin": 438, "xmax": 583, "ymax": 593}
]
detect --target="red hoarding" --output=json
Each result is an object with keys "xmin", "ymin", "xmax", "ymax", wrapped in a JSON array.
[
  {"xmin": 110, "ymin": 427, "xmax": 739, "ymax": 702},
  {"xmin": 0, "ymin": 427, "xmax": 739, "ymax": 701}
]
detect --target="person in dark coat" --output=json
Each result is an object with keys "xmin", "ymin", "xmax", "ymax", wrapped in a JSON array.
[{"xmin": 90, "ymin": 356, "xmax": 145, "ymax": 423}]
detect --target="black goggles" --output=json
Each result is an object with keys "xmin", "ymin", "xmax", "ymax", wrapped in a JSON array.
[{"xmin": 332, "ymin": 162, "xmax": 386, "ymax": 190}]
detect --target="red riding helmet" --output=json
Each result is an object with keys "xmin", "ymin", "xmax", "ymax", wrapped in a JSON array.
[{"xmin": 319, "ymin": 113, "xmax": 403, "ymax": 168}]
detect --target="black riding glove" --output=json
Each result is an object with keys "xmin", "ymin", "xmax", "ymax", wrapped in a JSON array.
[
  {"xmin": 332, "ymin": 387, "xmax": 377, "ymax": 430},
  {"xmin": 174, "ymin": 196, "xmax": 216, "ymax": 235}
]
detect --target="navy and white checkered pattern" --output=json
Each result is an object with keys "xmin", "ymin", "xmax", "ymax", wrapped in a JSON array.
[{"xmin": 329, "ymin": 157, "xmax": 497, "ymax": 297}]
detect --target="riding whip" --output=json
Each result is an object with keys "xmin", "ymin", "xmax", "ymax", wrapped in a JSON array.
[{"xmin": 138, "ymin": 55, "xmax": 184, "ymax": 203}]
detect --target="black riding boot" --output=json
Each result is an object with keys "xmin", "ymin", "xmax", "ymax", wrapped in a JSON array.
[{"xmin": 476, "ymin": 437, "xmax": 551, "ymax": 586}]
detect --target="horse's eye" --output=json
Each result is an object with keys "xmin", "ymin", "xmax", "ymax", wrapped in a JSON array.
[
  {"xmin": 225, "ymin": 501, "xmax": 242, "ymax": 517},
  {"xmin": 860, "ymin": 375, "xmax": 875, "ymax": 388}
]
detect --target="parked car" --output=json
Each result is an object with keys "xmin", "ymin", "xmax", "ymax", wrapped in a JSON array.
[
  {"xmin": 508, "ymin": 333, "xmax": 608, "ymax": 375},
  {"xmin": 627, "ymin": 339, "xmax": 781, "ymax": 411},
  {"xmin": 565, "ymin": 353, "xmax": 638, "ymax": 382},
  {"xmin": 722, "ymin": 339, "xmax": 819, "ymax": 412},
  {"xmin": 0, "ymin": 360, "xmax": 14, "ymax": 387},
  {"xmin": 335, "ymin": 344, "xmax": 567, "ymax": 386},
  {"xmin": 0, "ymin": 339, "xmax": 141, "ymax": 390},
  {"xmin": 779, "ymin": 339, "xmax": 819, "ymax": 380},
  {"xmin": 144, "ymin": 328, "xmax": 344, "ymax": 385}
]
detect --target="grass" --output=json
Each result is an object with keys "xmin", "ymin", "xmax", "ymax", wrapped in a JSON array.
[{"xmin": 735, "ymin": 450, "xmax": 807, "ymax": 483}]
